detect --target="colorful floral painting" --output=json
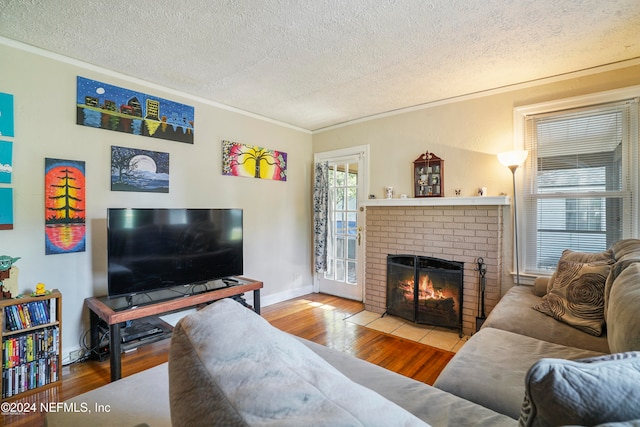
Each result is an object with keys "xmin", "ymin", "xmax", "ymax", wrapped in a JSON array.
[
  {"xmin": 222, "ymin": 140, "xmax": 287, "ymax": 181},
  {"xmin": 45, "ymin": 158, "xmax": 86, "ymax": 254},
  {"xmin": 76, "ymin": 76, "xmax": 194, "ymax": 144},
  {"xmin": 0, "ymin": 188, "xmax": 13, "ymax": 230},
  {"xmin": 0, "ymin": 140, "xmax": 12, "ymax": 184},
  {"xmin": 111, "ymin": 146, "xmax": 170, "ymax": 193}
]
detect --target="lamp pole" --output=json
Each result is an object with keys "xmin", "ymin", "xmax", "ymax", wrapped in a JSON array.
[
  {"xmin": 509, "ymin": 165, "xmax": 521, "ymax": 286},
  {"xmin": 498, "ymin": 150, "xmax": 528, "ymax": 287}
]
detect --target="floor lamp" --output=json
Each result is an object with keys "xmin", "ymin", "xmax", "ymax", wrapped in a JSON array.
[{"xmin": 498, "ymin": 150, "xmax": 528, "ymax": 286}]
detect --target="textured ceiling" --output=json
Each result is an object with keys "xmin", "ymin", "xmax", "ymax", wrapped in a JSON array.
[{"xmin": 1, "ymin": 0, "xmax": 640, "ymax": 131}]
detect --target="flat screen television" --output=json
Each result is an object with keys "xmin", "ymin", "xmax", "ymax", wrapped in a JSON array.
[{"xmin": 107, "ymin": 208, "xmax": 243, "ymax": 299}]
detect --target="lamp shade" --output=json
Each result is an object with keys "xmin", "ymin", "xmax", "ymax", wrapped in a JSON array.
[{"xmin": 497, "ymin": 150, "xmax": 528, "ymax": 168}]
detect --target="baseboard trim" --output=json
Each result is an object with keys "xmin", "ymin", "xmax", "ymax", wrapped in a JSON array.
[{"xmin": 260, "ymin": 285, "xmax": 314, "ymax": 308}]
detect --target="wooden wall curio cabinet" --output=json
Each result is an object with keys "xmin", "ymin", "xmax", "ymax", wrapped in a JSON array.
[{"xmin": 413, "ymin": 151, "xmax": 443, "ymax": 197}]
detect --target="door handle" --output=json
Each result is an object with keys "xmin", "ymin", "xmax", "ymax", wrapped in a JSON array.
[{"xmin": 357, "ymin": 227, "xmax": 362, "ymax": 246}]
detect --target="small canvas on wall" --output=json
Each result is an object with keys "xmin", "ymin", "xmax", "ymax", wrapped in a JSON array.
[
  {"xmin": 111, "ymin": 146, "xmax": 170, "ymax": 193},
  {"xmin": 45, "ymin": 158, "xmax": 86, "ymax": 254},
  {"xmin": 0, "ymin": 188, "xmax": 13, "ymax": 230},
  {"xmin": 0, "ymin": 140, "xmax": 12, "ymax": 184},
  {"xmin": 76, "ymin": 76, "xmax": 195, "ymax": 144},
  {"xmin": 0, "ymin": 92, "xmax": 14, "ymax": 137},
  {"xmin": 222, "ymin": 140, "xmax": 287, "ymax": 181}
]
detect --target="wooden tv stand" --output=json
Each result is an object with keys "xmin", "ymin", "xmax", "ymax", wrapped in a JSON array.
[{"xmin": 85, "ymin": 277, "xmax": 262, "ymax": 381}]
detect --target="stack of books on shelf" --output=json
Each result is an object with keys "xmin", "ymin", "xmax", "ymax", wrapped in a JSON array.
[
  {"xmin": 4, "ymin": 299, "xmax": 56, "ymax": 331},
  {"xmin": 2, "ymin": 327, "xmax": 60, "ymax": 398}
]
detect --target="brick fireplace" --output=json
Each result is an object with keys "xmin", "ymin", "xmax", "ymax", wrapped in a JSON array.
[{"xmin": 362, "ymin": 197, "xmax": 509, "ymax": 336}]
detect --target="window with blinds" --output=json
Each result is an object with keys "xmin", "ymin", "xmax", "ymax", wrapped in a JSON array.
[{"xmin": 523, "ymin": 98, "xmax": 638, "ymax": 274}]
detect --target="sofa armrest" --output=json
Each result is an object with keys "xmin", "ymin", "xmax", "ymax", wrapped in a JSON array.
[
  {"xmin": 168, "ymin": 298, "xmax": 429, "ymax": 427},
  {"xmin": 532, "ymin": 276, "xmax": 550, "ymax": 297}
]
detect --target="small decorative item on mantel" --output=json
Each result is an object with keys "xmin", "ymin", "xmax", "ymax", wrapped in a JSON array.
[{"xmin": 413, "ymin": 151, "xmax": 444, "ymax": 197}]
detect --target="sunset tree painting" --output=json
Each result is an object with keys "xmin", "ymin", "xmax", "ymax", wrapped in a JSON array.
[
  {"xmin": 222, "ymin": 140, "xmax": 287, "ymax": 181},
  {"xmin": 45, "ymin": 158, "xmax": 86, "ymax": 254}
]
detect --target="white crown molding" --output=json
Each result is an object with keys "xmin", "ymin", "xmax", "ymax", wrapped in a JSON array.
[
  {"xmin": 314, "ymin": 57, "xmax": 640, "ymax": 134},
  {"xmin": 0, "ymin": 36, "xmax": 312, "ymax": 135},
  {"xmin": 4, "ymin": 35, "xmax": 638, "ymax": 136}
]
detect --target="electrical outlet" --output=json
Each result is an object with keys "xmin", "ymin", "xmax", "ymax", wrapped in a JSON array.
[{"xmin": 69, "ymin": 349, "xmax": 84, "ymax": 361}]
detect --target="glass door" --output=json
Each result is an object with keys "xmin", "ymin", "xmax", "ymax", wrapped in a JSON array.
[{"xmin": 315, "ymin": 147, "xmax": 368, "ymax": 300}]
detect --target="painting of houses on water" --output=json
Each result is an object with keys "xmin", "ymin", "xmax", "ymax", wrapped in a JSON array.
[{"xmin": 76, "ymin": 76, "xmax": 194, "ymax": 144}]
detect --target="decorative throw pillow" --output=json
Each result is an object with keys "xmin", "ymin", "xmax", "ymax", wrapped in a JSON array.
[
  {"xmin": 533, "ymin": 260, "xmax": 611, "ymax": 336},
  {"xmin": 519, "ymin": 352, "xmax": 640, "ymax": 427},
  {"xmin": 546, "ymin": 248, "xmax": 614, "ymax": 294}
]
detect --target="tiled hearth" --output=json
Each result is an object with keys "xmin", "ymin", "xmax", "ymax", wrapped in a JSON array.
[
  {"xmin": 361, "ymin": 197, "xmax": 510, "ymax": 336},
  {"xmin": 345, "ymin": 309, "xmax": 468, "ymax": 352}
]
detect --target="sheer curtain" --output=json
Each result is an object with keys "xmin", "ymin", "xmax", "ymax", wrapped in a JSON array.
[{"xmin": 313, "ymin": 162, "xmax": 329, "ymax": 273}]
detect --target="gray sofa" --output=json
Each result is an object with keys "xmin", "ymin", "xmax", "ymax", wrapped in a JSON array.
[
  {"xmin": 46, "ymin": 297, "xmax": 515, "ymax": 427},
  {"xmin": 434, "ymin": 238, "xmax": 640, "ymax": 425},
  {"xmin": 46, "ymin": 240, "xmax": 640, "ymax": 426},
  {"xmin": 167, "ymin": 297, "xmax": 514, "ymax": 427}
]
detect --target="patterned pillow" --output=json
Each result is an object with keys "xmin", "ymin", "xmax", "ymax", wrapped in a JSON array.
[
  {"xmin": 546, "ymin": 248, "xmax": 614, "ymax": 294},
  {"xmin": 533, "ymin": 260, "xmax": 611, "ymax": 336},
  {"xmin": 519, "ymin": 352, "xmax": 640, "ymax": 427}
]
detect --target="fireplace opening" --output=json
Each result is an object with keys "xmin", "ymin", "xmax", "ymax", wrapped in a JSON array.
[{"xmin": 386, "ymin": 255, "xmax": 464, "ymax": 336}]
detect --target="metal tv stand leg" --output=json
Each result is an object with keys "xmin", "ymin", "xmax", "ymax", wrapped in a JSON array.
[
  {"xmin": 110, "ymin": 323, "xmax": 122, "ymax": 381},
  {"xmin": 253, "ymin": 288, "xmax": 261, "ymax": 314}
]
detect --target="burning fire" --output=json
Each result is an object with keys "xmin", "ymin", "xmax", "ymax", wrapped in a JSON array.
[
  {"xmin": 418, "ymin": 275, "xmax": 445, "ymax": 300},
  {"xmin": 396, "ymin": 274, "xmax": 450, "ymax": 301}
]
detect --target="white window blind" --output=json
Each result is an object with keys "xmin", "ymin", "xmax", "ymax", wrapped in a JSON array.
[{"xmin": 523, "ymin": 98, "xmax": 638, "ymax": 274}]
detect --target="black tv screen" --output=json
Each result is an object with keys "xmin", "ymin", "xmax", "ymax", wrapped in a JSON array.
[{"xmin": 107, "ymin": 208, "xmax": 243, "ymax": 299}]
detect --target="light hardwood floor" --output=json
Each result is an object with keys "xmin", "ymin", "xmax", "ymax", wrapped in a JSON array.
[{"xmin": 2, "ymin": 293, "xmax": 454, "ymax": 426}]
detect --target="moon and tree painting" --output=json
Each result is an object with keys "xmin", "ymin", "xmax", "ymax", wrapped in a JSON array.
[
  {"xmin": 76, "ymin": 76, "xmax": 194, "ymax": 144},
  {"xmin": 222, "ymin": 140, "xmax": 287, "ymax": 181},
  {"xmin": 45, "ymin": 158, "xmax": 86, "ymax": 254},
  {"xmin": 111, "ymin": 146, "xmax": 170, "ymax": 193}
]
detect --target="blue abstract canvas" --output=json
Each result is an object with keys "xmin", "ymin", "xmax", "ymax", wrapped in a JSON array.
[
  {"xmin": 0, "ymin": 140, "xmax": 13, "ymax": 184},
  {"xmin": 0, "ymin": 188, "xmax": 13, "ymax": 230},
  {"xmin": 0, "ymin": 93, "xmax": 14, "ymax": 138}
]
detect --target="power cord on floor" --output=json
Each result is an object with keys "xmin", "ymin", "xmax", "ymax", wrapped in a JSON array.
[{"xmin": 62, "ymin": 327, "xmax": 109, "ymax": 366}]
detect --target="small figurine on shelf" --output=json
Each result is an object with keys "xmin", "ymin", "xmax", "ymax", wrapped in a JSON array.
[
  {"xmin": 0, "ymin": 255, "xmax": 20, "ymax": 299},
  {"xmin": 32, "ymin": 282, "xmax": 51, "ymax": 297}
]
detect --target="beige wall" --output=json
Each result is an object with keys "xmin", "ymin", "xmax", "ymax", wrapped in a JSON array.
[
  {"xmin": 313, "ymin": 63, "xmax": 640, "ymax": 200},
  {"xmin": 312, "ymin": 62, "xmax": 640, "ymax": 291},
  {"xmin": 0, "ymin": 42, "xmax": 313, "ymax": 358}
]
